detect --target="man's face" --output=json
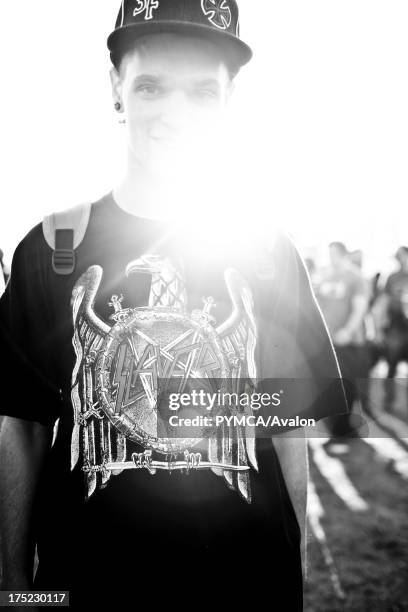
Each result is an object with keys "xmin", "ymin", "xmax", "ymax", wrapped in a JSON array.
[{"xmin": 111, "ymin": 33, "xmax": 232, "ymax": 178}]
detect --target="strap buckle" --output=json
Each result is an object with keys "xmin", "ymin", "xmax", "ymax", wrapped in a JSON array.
[{"xmin": 52, "ymin": 229, "xmax": 75, "ymax": 275}]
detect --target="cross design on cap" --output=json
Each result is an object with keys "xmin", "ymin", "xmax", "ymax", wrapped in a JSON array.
[{"xmin": 201, "ymin": 0, "xmax": 232, "ymax": 30}]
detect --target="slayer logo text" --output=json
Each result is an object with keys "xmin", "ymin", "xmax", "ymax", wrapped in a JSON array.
[{"xmin": 201, "ymin": 0, "xmax": 232, "ymax": 30}]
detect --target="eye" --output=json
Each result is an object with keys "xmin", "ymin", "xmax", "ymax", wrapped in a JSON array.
[
  {"xmin": 193, "ymin": 88, "xmax": 219, "ymax": 103},
  {"xmin": 135, "ymin": 83, "xmax": 164, "ymax": 98}
]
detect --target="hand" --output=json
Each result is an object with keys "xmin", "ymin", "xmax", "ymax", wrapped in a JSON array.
[{"xmin": 333, "ymin": 327, "xmax": 353, "ymax": 346}]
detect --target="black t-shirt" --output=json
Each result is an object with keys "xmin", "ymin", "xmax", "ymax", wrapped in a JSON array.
[{"xmin": 0, "ymin": 192, "xmax": 347, "ymax": 609}]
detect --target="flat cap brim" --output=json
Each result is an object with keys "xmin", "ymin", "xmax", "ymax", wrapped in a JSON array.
[{"xmin": 107, "ymin": 21, "xmax": 253, "ymax": 69}]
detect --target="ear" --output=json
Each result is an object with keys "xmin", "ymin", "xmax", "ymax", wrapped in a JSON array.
[{"xmin": 110, "ymin": 66, "xmax": 123, "ymax": 109}]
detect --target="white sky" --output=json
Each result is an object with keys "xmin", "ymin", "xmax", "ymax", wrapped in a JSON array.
[{"xmin": 0, "ymin": 1, "xmax": 407, "ymax": 275}]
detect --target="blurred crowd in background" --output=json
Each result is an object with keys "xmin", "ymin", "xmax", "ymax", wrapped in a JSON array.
[{"xmin": 305, "ymin": 243, "xmax": 408, "ymax": 440}]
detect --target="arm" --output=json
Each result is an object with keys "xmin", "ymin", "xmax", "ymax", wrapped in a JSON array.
[
  {"xmin": 272, "ymin": 431, "xmax": 308, "ymax": 583},
  {"xmin": 0, "ymin": 417, "xmax": 54, "ymax": 589},
  {"xmin": 255, "ymin": 231, "xmax": 346, "ymax": 582}
]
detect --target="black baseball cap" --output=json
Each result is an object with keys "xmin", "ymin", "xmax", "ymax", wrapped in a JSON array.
[{"xmin": 107, "ymin": 0, "xmax": 252, "ymax": 73}]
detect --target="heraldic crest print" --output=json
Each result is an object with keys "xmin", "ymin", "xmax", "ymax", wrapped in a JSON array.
[{"xmin": 70, "ymin": 253, "xmax": 260, "ymax": 503}]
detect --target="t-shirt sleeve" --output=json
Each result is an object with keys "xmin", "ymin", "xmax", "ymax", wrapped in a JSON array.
[
  {"xmin": 0, "ymin": 228, "xmax": 62, "ymax": 427},
  {"xmin": 252, "ymin": 230, "xmax": 351, "ymax": 428}
]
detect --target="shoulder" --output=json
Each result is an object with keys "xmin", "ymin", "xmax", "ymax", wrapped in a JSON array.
[
  {"xmin": 1, "ymin": 223, "xmax": 49, "ymax": 302},
  {"xmin": 13, "ymin": 221, "xmax": 48, "ymax": 264},
  {"xmin": 42, "ymin": 201, "xmax": 93, "ymax": 250},
  {"xmin": 267, "ymin": 227, "xmax": 299, "ymax": 255},
  {"xmin": 252, "ymin": 227, "xmax": 315, "ymax": 307},
  {"xmin": 249, "ymin": 227, "xmax": 302, "ymax": 287},
  {"xmin": 10, "ymin": 195, "xmax": 103, "ymax": 274},
  {"xmin": 259, "ymin": 227, "xmax": 306, "ymax": 269},
  {"xmin": 271, "ymin": 230, "xmax": 310, "ymax": 283}
]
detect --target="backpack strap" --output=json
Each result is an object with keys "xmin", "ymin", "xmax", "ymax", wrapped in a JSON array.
[{"xmin": 42, "ymin": 202, "xmax": 92, "ymax": 275}]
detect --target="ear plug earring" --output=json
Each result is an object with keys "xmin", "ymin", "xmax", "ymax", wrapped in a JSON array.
[{"xmin": 114, "ymin": 101, "xmax": 122, "ymax": 111}]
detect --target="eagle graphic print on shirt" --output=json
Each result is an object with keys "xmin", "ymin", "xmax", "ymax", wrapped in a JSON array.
[{"xmin": 69, "ymin": 251, "xmax": 259, "ymax": 504}]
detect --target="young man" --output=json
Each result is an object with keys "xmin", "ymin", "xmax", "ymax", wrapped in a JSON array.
[
  {"xmin": 316, "ymin": 241, "xmax": 371, "ymax": 433},
  {"xmin": 0, "ymin": 2, "xmax": 348, "ymax": 609}
]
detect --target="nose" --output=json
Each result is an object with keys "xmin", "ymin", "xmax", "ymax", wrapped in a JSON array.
[{"xmin": 156, "ymin": 89, "xmax": 195, "ymax": 132}]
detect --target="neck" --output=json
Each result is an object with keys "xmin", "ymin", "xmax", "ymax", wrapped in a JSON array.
[
  {"xmin": 113, "ymin": 175, "xmax": 162, "ymax": 220},
  {"xmin": 113, "ymin": 157, "xmax": 190, "ymax": 222}
]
